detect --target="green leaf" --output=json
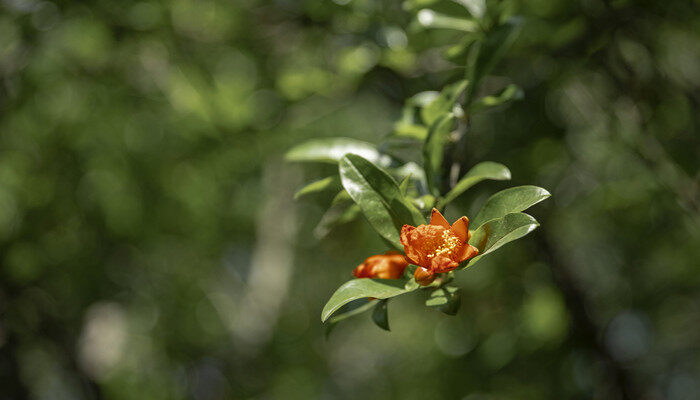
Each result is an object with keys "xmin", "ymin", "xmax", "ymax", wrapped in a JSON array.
[
  {"xmin": 464, "ymin": 18, "xmax": 522, "ymax": 105},
  {"xmin": 470, "ymin": 84, "xmax": 523, "ymax": 113},
  {"xmin": 294, "ymin": 176, "xmax": 341, "ymax": 199},
  {"xmin": 399, "ymin": 174, "xmax": 411, "ymax": 196},
  {"xmin": 453, "ymin": 0, "xmax": 486, "ymax": 18},
  {"xmin": 372, "ymin": 299, "xmax": 390, "ymax": 331},
  {"xmin": 473, "ymin": 185, "xmax": 550, "ymax": 227},
  {"xmin": 416, "ymin": 9, "xmax": 480, "ymax": 32},
  {"xmin": 423, "ymin": 114, "xmax": 455, "ymax": 196},
  {"xmin": 421, "ymin": 80, "xmax": 469, "ymax": 127},
  {"xmin": 408, "ymin": 91, "xmax": 441, "ymax": 107},
  {"xmin": 285, "ymin": 137, "xmax": 392, "ymax": 167},
  {"xmin": 463, "ymin": 212, "xmax": 539, "ymax": 269},
  {"xmin": 313, "ymin": 202, "xmax": 361, "ymax": 239},
  {"xmin": 426, "ymin": 286, "xmax": 462, "ymax": 315},
  {"xmin": 324, "ymin": 298, "xmax": 376, "ymax": 337},
  {"xmin": 392, "ymin": 91, "xmax": 438, "ymax": 140},
  {"xmin": 439, "ymin": 161, "xmax": 511, "ymax": 207},
  {"xmin": 444, "ymin": 35, "xmax": 479, "ymax": 62},
  {"xmin": 321, "ymin": 278, "xmax": 417, "ymax": 322},
  {"xmin": 331, "ymin": 190, "xmax": 352, "ymax": 206},
  {"xmin": 393, "ymin": 122, "xmax": 429, "ymax": 140},
  {"xmin": 339, "ymin": 154, "xmax": 425, "ymax": 248}
]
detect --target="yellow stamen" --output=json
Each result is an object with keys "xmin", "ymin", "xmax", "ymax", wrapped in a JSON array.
[{"xmin": 426, "ymin": 230, "xmax": 461, "ymax": 259}]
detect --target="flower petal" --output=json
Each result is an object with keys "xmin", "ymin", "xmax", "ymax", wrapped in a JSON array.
[
  {"xmin": 450, "ymin": 216, "xmax": 470, "ymax": 243},
  {"xmin": 456, "ymin": 244, "xmax": 479, "ymax": 263},
  {"xmin": 400, "ymin": 225, "xmax": 424, "ymax": 266},
  {"xmin": 400, "ymin": 225, "xmax": 415, "ymax": 246},
  {"xmin": 353, "ymin": 262, "xmax": 371, "ymax": 278},
  {"xmin": 431, "ymin": 255, "xmax": 459, "ymax": 273},
  {"xmin": 430, "ymin": 208, "xmax": 450, "ymax": 229}
]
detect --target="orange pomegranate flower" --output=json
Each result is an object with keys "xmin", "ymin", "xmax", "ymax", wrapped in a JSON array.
[
  {"xmin": 400, "ymin": 208, "xmax": 479, "ymax": 285},
  {"xmin": 353, "ymin": 251, "xmax": 409, "ymax": 280}
]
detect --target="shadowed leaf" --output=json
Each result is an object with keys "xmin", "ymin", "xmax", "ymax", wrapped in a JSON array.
[{"xmin": 372, "ymin": 299, "xmax": 390, "ymax": 331}]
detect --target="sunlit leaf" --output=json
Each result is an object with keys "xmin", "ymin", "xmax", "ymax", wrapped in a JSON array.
[
  {"xmin": 444, "ymin": 35, "xmax": 479, "ymax": 61},
  {"xmin": 339, "ymin": 154, "xmax": 425, "ymax": 248},
  {"xmin": 462, "ymin": 212, "xmax": 539, "ymax": 269},
  {"xmin": 294, "ymin": 176, "xmax": 341, "ymax": 199},
  {"xmin": 473, "ymin": 185, "xmax": 550, "ymax": 226},
  {"xmin": 421, "ymin": 80, "xmax": 468, "ymax": 127},
  {"xmin": 399, "ymin": 174, "xmax": 411, "ymax": 195},
  {"xmin": 331, "ymin": 190, "xmax": 352, "ymax": 206},
  {"xmin": 416, "ymin": 9, "xmax": 480, "ymax": 32},
  {"xmin": 286, "ymin": 137, "xmax": 392, "ymax": 167},
  {"xmin": 321, "ymin": 279, "xmax": 417, "ymax": 322},
  {"xmin": 408, "ymin": 91, "xmax": 441, "ymax": 108},
  {"xmin": 453, "ymin": 0, "xmax": 486, "ymax": 18},
  {"xmin": 372, "ymin": 299, "xmax": 390, "ymax": 331},
  {"xmin": 470, "ymin": 84, "xmax": 523, "ymax": 113},
  {"xmin": 423, "ymin": 114, "xmax": 455, "ymax": 196},
  {"xmin": 393, "ymin": 91, "xmax": 438, "ymax": 139},
  {"xmin": 393, "ymin": 121, "xmax": 429, "ymax": 140},
  {"xmin": 439, "ymin": 161, "xmax": 511, "ymax": 207}
]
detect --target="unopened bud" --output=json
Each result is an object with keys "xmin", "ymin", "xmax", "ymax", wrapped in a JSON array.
[{"xmin": 414, "ymin": 266, "xmax": 435, "ymax": 286}]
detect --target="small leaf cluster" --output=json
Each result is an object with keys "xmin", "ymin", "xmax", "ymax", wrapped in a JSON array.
[{"xmin": 287, "ymin": 1, "xmax": 549, "ymax": 333}]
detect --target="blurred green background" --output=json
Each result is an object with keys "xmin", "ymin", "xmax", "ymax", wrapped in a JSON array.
[{"xmin": 0, "ymin": 0, "xmax": 698, "ymax": 399}]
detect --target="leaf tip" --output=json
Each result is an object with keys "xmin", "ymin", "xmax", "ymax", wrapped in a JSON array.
[
  {"xmin": 321, "ymin": 305, "xmax": 334, "ymax": 323},
  {"xmin": 503, "ymin": 168, "xmax": 512, "ymax": 180}
]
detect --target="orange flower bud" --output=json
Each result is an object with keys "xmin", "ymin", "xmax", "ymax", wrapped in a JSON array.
[
  {"xmin": 352, "ymin": 251, "xmax": 409, "ymax": 280},
  {"xmin": 400, "ymin": 208, "xmax": 479, "ymax": 277},
  {"xmin": 413, "ymin": 266, "xmax": 436, "ymax": 286}
]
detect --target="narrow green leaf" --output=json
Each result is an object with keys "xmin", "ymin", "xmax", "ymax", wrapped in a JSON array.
[
  {"xmin": 421, "ymin": 80, "xmax": 469, "ymax": 127},
  {"xmin": 409, "ymin": 91, "xmax": 441, "ymax": 107},
  {"xmin": 462, "ymin": 212, "xmax": 539, "ymax": 269},
  {"xmin": 321, "ymin": 278, "xmax": 417, "ymax": 322},
  {"xmin": 416, "ymin": 9, "xmax": 480, "ymax": 32},
  {"xmin": 440, "ymin": 161, "xmax": 511, "ymax": 207},
  {"xmin": 423, "ymin": 114, "xmax": 455, "ymax": 196},
  {"xmin": 393, "ymin": 91, "xmax": 438, "ymax": 140},
  {"xmin": 464, "ymin": 18, "xmax": 522, "ymax": 105},
  {"xmin": 313, "ymin": 202, "xmax": 361, "ymax": 239},
  {"xmin": 399, "ymin": 174, "xmax": 411, "ymax": 196},
  {"xmin": 372, "ymin": 299, "xmax": 390, "ymax": 331},
  {"xmin": 286, "ymin": 137, "xmax": 392, "ymax": 167},
  {"xmin": 339, "ymin": 154, "xmax": 425, "ymax": 248},
  {"xmin": 453, "ymin": 0, "xmax": 486, "ymax": 18},
  {"xmin": 294, "ymin": 176, "xmax": 341, "ymax": 199},
  {"xmin": 393, "ymin": 122, "xmax": 429, "ymax": 140},
  {"xmin": 470, "ymin": 84, "xmax": 524, "ymax": 113},
  {"xmin": 426, "ymin": 286, "xmax": 462, "ymax": 315},
  {"xmin": 331, "ymin": 190, "xmax": 352, "ymax": 206},
  {"xmin": 473, "ymin": 185, "xmax": 550, "ymax": 226},
  {"xmin": 445, "ymin": 35, "xmax": 479, "ymax": 62}
]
